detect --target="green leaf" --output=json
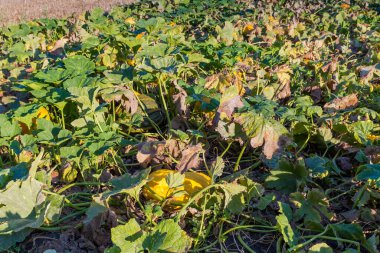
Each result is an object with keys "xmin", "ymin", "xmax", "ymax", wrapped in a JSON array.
[
  {"xmin": 0, "ymin": 176, "xmax": 62, "ymax": 251},
  {"xmin": 290, "ymin": 189, "xmax": 332, "ymax": 228},
  {"xmin": 221, "ymin": 182, "xmax": 246, "ymax": 209},
  {"xmin": 356, "ymin": 164, "xmax": 380, "ymax": 188},
  {"xmin": 84, "ymin": 197, "xmax": 108, "ymax": 224},
  {"xmin": 329, "ymin": 223, "xmax": 364, "ymax": 242},
  {"xmin": 276, "ymin": 202, "xmax": 297, "ymax": 247},
  {"xmin": 256, "ymin": 193, "xmax": 276, "ymax": 210},
  {"xmin": 218, "ymin": 21, "xmax": 236, "ymax": 46},
  {"xmin": 165, "ymin": 172, "xmax": 185, "ymax": 189},
  {"xmin": 305, "ymin": 156, "xmax": 331, "ymax": 178},
  {"xmin": 63, "ymin": 55, "xmax": 95, "ymax": 76},
  {"xmin": 0, "ymin": 178, "xmax": 44, "ymax": 219},
  {"xmin": 145, "ymin": 219, "xmax": 192, "ymax": 252},
  {"xmin": 265, "ymin": 159, "xmax": 308, "ymax": 194},
  {"xmin": 363, "ymin": 234, "xmax": 379, "ymax": 253},
  {"xmin": 308, "ymin": 243, "xmax": 333, "ymax": 253},
  {"xmin": 0, "ymin": 228, "xmax": 33, "ymax": 252},
  {"xmin": 102, "ymin": 169, "xmax": 150, "ymax": 199},
  {"xmin": 0, "ymin": 120, "xmax": 21, "ymax": 138},
  {"xmin": 60, "ymin": 146, "xmax": 82, "ymax": 159},
  {"xmin": 210, "ymin": 156, "xmax": 225, "ymax": 180},
  {"xmin": 110, "ymin": 218, "xmax": 192, "ymax": 253},
  {"xmin": 44, "ymin": 194, "xmax": 64, "ymax": 224},
  {"xmin": 111, "ymin": 218, "xmax": 145, "ymax": 253},
  {"xmin": 187, "ymin": 53, "xmax": 210, "ymax": 63}
]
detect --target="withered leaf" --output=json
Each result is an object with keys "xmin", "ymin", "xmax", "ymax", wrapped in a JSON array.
[
  {"xmin": 304, "ymin": 85, "xmax": 322, "ymax": 103},
  {"xmin": 136, "ymin": 141, "xmax": 166, "ymax": 167},
  {"xmin": 321, "ymin": 58, "xmax": 338, "ymax": 73},
  {"xmin": 358, "ymin": 65, "xmax": 375, "ymax": 82},
  {"xmin": 177, "ymin": 143, "xmax": 204, "ymax": 173},
  {"xmin": 49, "ymin": 38, "xmax": 69, "ymax": 56},
  {"xmin": 274, "ymin": 65, "xmax": 292, "ymax": 99},
  {"xmin": 102, "ymin": 87, "xmax": 138, "ymax": 114},
  {"xmin": 324, "ymin": 94, "xmax": 358, "ymax": 112},
  {"xmin": 216, "ymin": 86, "xmax": 244, "ymax": 121},
  {"xmin": 172, "ymin": 89, "xmax": 189, "ymax": 118},
  {"xmin": 249, "ymin": 123, "xmax": 288, "ymax": 159}
]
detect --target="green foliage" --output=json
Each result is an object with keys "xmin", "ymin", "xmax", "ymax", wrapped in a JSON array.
[
  {"xmin": 109, "ymin": 218, "xmax": 192, "ymax": 253},
  {"xmin": 0, "ymin": 0, "xmax": 379, "ymax": 251}
]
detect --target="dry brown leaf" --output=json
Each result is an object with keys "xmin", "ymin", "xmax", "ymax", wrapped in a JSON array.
[
  {"xmin": 103, "ymin": 87, "xmax": 138, "ymax": 114},
  {"xmin": 358, "ymin": 65, "xmax": 375, "ymax": 83},
  {"xmin": 137, "ymin": 139, "xmax": 187, "ymax": 167},
  {"xmin": 336, "ymin": 157, "xmax": 353, "ymax": 171},
  {"xmin": 205, "ymin": 74, "xmax": 220, "ymax": 90},
  {"xmin": 82, "ymin": 208, "xmax": 117, "ymax": 252},
  {"xmin": 262, "ymin": 127, "xmax": 281, "ymax": 159},
  {"xmin": 136, "ymin": 141, "xmax": 166, "ymax": 166},
  {"xmin": 324, "ymin": 94, "xmax": 359, "ymax": 112},
  {"xmin": 218, "ymin": 95, "xmax": 244, "ymax": 119},
  {"xmin": 249, "ymin": 125, "xmax": 288, "ymax": 159},
  {"xmin": 321, "ymin": 58, "xmax": 338, "ymax": 73},
  {"xmin": 274, "ymin": 65, "xmax": 292, "ymax": 99},
  {"xmin": 166, "ymin": 139, "xmax": 182, "ymax": 159},
  {"xmin": 172, "ymin": 89, "xmax": 189, "ymax": 118},
  {"xmin": 177, "ymin": 144, "xmax": 204, "ymax": 173},
  {"xmin": 49, "ymin": 37, "xmax": 69, "ymax": 56},
  {"xmin": 304, "ymin": 85, "xmax": 322, "ymax": 103}
]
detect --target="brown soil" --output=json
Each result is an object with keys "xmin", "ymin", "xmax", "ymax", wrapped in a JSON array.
[{"xmin": 0, "ymin": 0, "xmax": 135, "ymax": 26}]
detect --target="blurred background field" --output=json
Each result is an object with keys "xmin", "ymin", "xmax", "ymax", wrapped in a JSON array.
[{"xmin": 0, "ymin": 0, "xmax": 134, "ymax": 25}]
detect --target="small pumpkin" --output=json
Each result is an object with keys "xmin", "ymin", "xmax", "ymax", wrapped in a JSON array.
[
  {"xmin": 143, "ymin": 169, "xmax": 211, "ymax": 209},
  {"xmin": 243, "ymin": 24, "xmax": 254, "ymax": 35}
]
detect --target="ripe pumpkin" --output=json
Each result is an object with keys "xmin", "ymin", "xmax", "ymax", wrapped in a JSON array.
[
  {"xmin": 143, "ymin": 169, "xmax": 211, "ymax": 208},
  {"xmin": 243, "ymin": 24, "xmax": 254, "ymax": 35}
]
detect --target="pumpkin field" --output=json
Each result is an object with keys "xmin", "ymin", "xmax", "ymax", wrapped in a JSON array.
[{"xmin": 0, "ymin": 0, "xmax": 379, "ymax": 252}]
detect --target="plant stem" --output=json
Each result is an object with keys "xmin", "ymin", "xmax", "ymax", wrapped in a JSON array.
[
  {"xmin": 222, "ymin": 225, "xmax": 276, "ymax": 236},
  {"xmin": 158, "ymin": 75, "xmax": 171, "ymax": 130},
  {"xmin": 194, "ymin": 194, "xmax": 209, "ymax": 247},
  {"xmin": 37, "ymin": 225, "xmax": 72, "ymax": 231},
  {"xmin": 57, "ymin": 181, "xmax": 108, "ymax": 194},
  {"xmin": 176, "ymin": 184, "xmax": 219, "ymax": 221},
  {"xmin": 233, "ymin": 142, "xmax": 248, "ymax": 172},
  {"xmin": 296, "ymin": 134, "xmax": 310, "ymax": 156},
  {"xmin": 237, "ymin": 233, "xmax": 257, "ymax": 253},
  {"xmin": 220, "ymin": 141, "xmax": 233, "ymax": 158}
]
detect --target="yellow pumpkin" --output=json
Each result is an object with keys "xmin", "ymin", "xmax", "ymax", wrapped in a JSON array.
[
  {"xmin": 125, "ymin": 17, "xmax": 136, "ymax": 25},
  {"xmin": 143, "ymin": 169, "xmax": 211, "ymax": 208},
  {"xmin": 243, "ymin": 24, "xmax": 254, "ymax": 35}
]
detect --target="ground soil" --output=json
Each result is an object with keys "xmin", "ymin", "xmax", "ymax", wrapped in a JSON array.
[{"xmin": 0, "ymin": 0, "xmax": 134, "ymax": 26}]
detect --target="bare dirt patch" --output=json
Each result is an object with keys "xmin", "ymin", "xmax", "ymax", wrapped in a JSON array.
[{"xmin": 0, "ymin": 0, "xmax": 135, "ymax": 26}]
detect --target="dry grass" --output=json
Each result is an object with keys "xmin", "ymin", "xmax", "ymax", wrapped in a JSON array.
[{"xmin": 0, "ymin": 0, "xmax": 135, "ymax": 26}]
